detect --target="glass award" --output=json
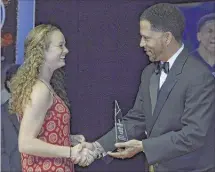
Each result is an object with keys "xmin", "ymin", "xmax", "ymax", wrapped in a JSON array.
[{"xmin": 114, "ymin": 100, "xmax": 128, "ymax": 143}]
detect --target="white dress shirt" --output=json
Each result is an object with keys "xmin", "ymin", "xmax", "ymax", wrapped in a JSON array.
[
  {"xmin": 1, "ymin": 88, "xmax": 10, "ymax": 104},
  {"xmin": 159, "ymin": 44, "xmax": 184, "ymax": 88}
]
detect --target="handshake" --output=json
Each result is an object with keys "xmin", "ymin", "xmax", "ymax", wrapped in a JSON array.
[
  {"xmin": 69, "ymin": 135, "xmax": 105, "ymax": 167},
  {"xmin": 69, "ymin": 135, "xmax": 145, "ymax": 168}
]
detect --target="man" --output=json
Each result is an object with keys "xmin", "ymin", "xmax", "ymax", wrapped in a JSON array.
[
  {"xmin": 190, "ymin": 13, "xmax": 215, "ymax": 77},
  {"xmin": 82, "ymin": 3, "xmax": 215, "ymax": 172},
  {"xmin": 1, "ymin": 64, "xmax": 22, "ymax": 172}
]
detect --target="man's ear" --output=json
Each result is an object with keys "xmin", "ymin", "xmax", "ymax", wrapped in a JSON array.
[
  {"xmin": 197, "ymin": 32, "xmax": 201, "ymax": 42},
  {"xmin": 164, "ymin": 32, "xmax": 173, "ymax": 46}
]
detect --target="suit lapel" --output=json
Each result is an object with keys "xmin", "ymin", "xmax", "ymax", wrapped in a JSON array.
[
  {"xmin": 149, "ymin": 73, "xmax": 160, "ymax": 115},
  {"xmin": 144, "ymin": 63, "xmax": 157, "ymax": 118},
  {"xmin": 8, "ymin": 114, "xmax": 20, "ymax": 132},
  {"xmin": 148, "ymin": 49, "xmax": 189, "ymax": 135},
  {"xmin": 5, "ymin": 101, "xmax": 20, "ymax": 132}
]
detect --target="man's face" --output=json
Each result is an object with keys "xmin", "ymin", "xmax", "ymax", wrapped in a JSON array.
[
  {"xmin": 198, "ymin": 20, "xmax": 215, "ymax": 54},
  {"xmin": 139, "ymin": 20, "xmax": 166, "ymax": 62}
]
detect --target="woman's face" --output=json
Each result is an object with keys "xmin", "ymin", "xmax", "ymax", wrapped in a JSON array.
[{"xmin": 44, "ymin": 30, "xmax": 69, "ymax": 70}]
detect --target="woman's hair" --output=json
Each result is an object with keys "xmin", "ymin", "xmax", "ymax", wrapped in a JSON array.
[
  {"xmin": 9, "ymin": 24, "xmax": 70, "ymax": 115},
  {"xmin": 51, "ymin": 67, "xmax": 70, "ymax": 109}
]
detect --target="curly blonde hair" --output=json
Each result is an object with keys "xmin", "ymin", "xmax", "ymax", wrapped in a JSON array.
[{"xmin": 9, "ymin": 24, "xmax": 70, "ymax": 115}]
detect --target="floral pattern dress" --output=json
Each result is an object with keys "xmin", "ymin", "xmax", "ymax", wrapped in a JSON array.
[{"xmin": 19, "ymin": 94, "xmax": 73, "ymax": 172}]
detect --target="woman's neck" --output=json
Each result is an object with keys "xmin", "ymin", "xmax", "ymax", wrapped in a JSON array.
[{"xmin": 38, "ymin": 63, "xmax": 55, "ymax": 83}]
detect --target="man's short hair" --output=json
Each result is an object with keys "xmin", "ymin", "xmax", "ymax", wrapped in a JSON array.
[
  {"xmin": 140, "ymin": 3, "xmax": 185, "ymax": 43},
  {"xmin": 4, "ymin": 64, "xmax": 20, "ymax": 93},
  {"xmin": 197, "ymin": 13, "xmax": 215, "ymax": 32}
]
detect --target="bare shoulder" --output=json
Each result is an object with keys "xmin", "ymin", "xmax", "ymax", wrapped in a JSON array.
[{"xmin": 30, "ymin": 80, "xmax": 53, "ymax": 108}]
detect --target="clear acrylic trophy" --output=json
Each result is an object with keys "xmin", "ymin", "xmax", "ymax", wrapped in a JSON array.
[{"xmin": 114, "ymin": 100, "xmax": 128, "ymax": 142}]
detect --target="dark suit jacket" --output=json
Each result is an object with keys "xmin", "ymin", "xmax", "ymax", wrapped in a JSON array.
[
  {"xmin": 97, "ymin": 49, "xmax": 215, "ymax": 172},
  {"xmin": 1, "ymin": 101, "xmax": 21, "ymax": 172}
]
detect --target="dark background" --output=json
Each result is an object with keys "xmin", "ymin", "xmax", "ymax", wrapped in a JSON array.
[{"xmin": 1, "ymin": 0, "xmax": 17, "ymax": 89}]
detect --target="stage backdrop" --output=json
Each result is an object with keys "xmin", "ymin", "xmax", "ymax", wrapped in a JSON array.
[
  {"xmin": 1, "ymin": 0, "xmax": 35, "ymax": 90},
  {"xmin": 1, "ymin": 0, "xmax": 17, "ymax": 68},
  {"xmin": 1, "ymin": 0, "xmax": 18, "ymax": 92},
  {"xmin": 16, "ymin": 0, "xmax": 35, "ymax": 64},
  {"xmin": 1, "ymin": 0, "xmax": 35, "ymax": 65},
  {"xmin": 178, "ymin": 1, "xmax": 215, "ymax": 51}
]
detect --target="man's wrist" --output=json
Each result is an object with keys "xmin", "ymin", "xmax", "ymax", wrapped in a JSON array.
[
  {"xmin": 138, "ymin": 140, "xmax": 144, "ymax": 152},
  {"xmin": 92, "ymin": 142, "xmax": 106, "ymax": 159}
]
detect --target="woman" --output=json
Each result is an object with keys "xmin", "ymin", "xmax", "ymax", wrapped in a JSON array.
[{"xmin": 9, "ymin": 24, "xmax": 94, "ymax": 172}]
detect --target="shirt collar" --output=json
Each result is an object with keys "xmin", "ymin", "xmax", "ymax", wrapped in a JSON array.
[
  {"xmin": 165, "ymin": 43, "xmax": 184, "ymax": 70},
  {"xmin": 1, "ymin": 89, "xmax": 10, "ymax": 104}
]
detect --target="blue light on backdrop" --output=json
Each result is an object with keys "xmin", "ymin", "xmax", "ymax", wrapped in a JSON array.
[
  {"xmin": 0, "ymin": 1, "xmax": 6, "ymax": 29},
  {"xmin": 16, "ymin": 0, "xmax": 35, "ymax": 64},
  {"xmin": 178, "ymin": 1, "xmax": 215, "ymax": 52}
]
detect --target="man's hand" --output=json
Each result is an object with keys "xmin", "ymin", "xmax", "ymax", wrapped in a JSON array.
[
  {"xmin": 74, "ymin": 142, "xmax": 96, "ymax": 167},
  {"xmin": 81, "ymin": 141, "xmax": 107, "ymax": 162},
  {"xmin": 81, "ymin": 142, "xmax": 95, "ymax": 151},
  {"xmin": 107, "ymin": 140, "xmax": 143, "ymax": 159},
  {"xmin": 149, "ymin": 165, "xmax": 155, "ymax": 172},
  {"xmin": 70, "ymin": 134, "xmax": 85, "ymax": 146},
  {"xmin": 78, "ymin": 148, "xmax": 97, "ymax": 167}
]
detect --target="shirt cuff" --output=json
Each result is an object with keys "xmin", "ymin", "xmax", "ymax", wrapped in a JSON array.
[{"xmin": 93, "ymin": 141, "xmax": 107, "ymax": 158}]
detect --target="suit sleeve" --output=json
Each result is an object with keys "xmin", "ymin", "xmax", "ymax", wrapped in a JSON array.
[
  {"xmin": 1, "ymin": 120, "xmax": 11, "ymax": 172},
  {"xmin": 143, "ymin": 72, "xmax": 215, "ymax": 165},
  {"xmin": 97, "ymin": 70, "xmax": 147, "ymax": 152}
]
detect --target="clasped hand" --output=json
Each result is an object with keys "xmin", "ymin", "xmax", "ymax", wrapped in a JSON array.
[
  {"xmin": 69, "ymin": 135, "xmax": 97, "ymax": 167},
  {"xmin": 69, "ymin": 136, "xmax": 144, "ymax": 167}
]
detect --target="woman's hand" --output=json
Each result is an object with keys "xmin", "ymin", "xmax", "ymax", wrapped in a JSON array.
[
  {"xmin": 78, "ymin": 148, "xmax": 97, "ymax": 167},
  {"xmin": 70, "ymin": 144, "xmax": 97, "ymax": 166},
  {"xmin": 70, "ymin": 144, "xmax": 83, "ymax": 164}
]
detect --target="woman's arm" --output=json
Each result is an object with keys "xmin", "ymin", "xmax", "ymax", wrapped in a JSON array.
[{"xmin": 18, "ymin": 81, "xmax": 81, "ymax": 158}]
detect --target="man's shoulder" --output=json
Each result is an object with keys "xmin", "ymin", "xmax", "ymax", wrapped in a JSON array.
[
  {"xmin": 183, "ymin": 54, "xmax": 214, "ymax": 84},
  {"xmin": 189, "ymin": 49, "xmax": 198, "ymax": 56},
  {"xmin": 186, "ymin": 54, "xmax": 211, "ymax": 74},
  {"xmin": 1, "ymin": 101, "xmax": 9, "ymax": 112},
  {"xmin": 141, "ymin": 63, "xmax": 155, "ymax": 75}
]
